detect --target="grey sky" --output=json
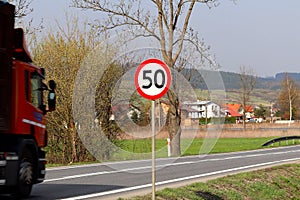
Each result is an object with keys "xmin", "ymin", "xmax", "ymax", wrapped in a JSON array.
[{"xmin": 28, "ymin": 0, "xmax": 300, "ymax": 77}]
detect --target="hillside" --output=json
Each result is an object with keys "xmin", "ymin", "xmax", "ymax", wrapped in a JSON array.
[
  {"xmin": 183, "ymin": 69, "xmax": 300, "ymax": 91},
  {"xmin": 184, "ymin": 70, "xmax": 300, "ymax": 106}
]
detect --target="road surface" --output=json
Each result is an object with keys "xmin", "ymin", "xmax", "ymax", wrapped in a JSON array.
[{"xmin": 15, "ymin": 145, "xmax": 300, "ymax": 199}]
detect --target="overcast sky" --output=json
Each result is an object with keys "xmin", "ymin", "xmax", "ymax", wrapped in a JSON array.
[{"xmin": 28, "ymin": 0, "xmax": 300, "ymax": 77}]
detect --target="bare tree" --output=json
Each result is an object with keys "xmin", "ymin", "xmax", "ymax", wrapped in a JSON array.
[
  {"xmin": 72, "ymin": 0, "xmax": 220, "ymax": 156},
  {"xmin": 278, "ymin": 73, "xmax": 299, "ymax": 125},
  {"xmin": 239, "ymin": 66, "xmax": 256, "ymax": 130},
  {"xmin": 8, "ymin": 0, "xmax": 44, "ymax": 41},
  {"xmin": 8, "ymin": 0, "xmax": 33, "ymax": 19}
]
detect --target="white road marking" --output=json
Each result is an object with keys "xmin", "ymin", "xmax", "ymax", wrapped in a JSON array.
[
  {"xmin": 59, "ymin": 157, "xmax": 300, "ymax": 200},
  {"xmin": 45, "ymin": 149, "xmax": 300, "ymax": 183}
]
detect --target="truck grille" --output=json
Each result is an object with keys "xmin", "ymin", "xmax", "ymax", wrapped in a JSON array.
[
  {"xmin": 0, "ymin": 116, "xmax": 7, "ymax": 130},
  {"xmin": 0, "ymin": 167, "xmax": 4, "ymax": 179}
]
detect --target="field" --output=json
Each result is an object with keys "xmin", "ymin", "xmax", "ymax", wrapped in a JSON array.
[
  {"xmin": 159, "ymin": 123, "xmax": 300, "ymax": 138},
  {"xmin": 122, "ymin": 123, "xmax": 300, "ymax": 140},
  {"xmin": 109, "ymin": 123, "xmax": 300, "ymax": 161},
  {"xmin": 112, "ymin": 137, "xmax": 273, "ymax": 160},
  {"xmin": 111, "ymin": 137, "xmax": 300, "ymax": 161},
  {"xmin": 123, "ymin": 163, "xmax": 300, "ymax": 200},
  {"xmin": 195, "ymin": 89, "xmax": 279, "ymax": 106}
]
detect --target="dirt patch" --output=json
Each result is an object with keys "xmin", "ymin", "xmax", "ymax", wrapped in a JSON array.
[
  {"xmin": 158, "ymin": 123, "xmax": 300, "ymax": 139},
  {"xmin": 120, "ymin": 123, "xmax": 300, "ymax": 139}
]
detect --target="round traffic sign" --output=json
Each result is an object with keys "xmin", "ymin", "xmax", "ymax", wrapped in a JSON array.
[{"xmin": 134, "ymin": 58, "xmax": 171, "ymax": 100}]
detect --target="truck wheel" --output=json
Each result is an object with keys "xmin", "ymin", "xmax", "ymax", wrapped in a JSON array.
[{"xmin": 16, "ymin": 149, "xmax": 34, "ymax": 198}]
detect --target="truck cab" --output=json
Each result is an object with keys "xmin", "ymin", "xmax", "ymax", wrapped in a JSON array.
[{"xmin": 0, "ymin": 2, "xmax": 56, "ymax": 198}]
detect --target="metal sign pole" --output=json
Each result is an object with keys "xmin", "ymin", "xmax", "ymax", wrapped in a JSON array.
[
  {"xmin": 151, "ymin": 100, "xmax": 156, "ymax": 200},
  {"xmin": 135, "ymin": 58, "xmax": 171, "ymax": 200}
]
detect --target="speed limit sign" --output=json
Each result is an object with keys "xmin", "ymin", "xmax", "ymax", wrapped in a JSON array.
[{"xmin": 135, "ymin": 58, "xmax": 171, "ymax": 100}]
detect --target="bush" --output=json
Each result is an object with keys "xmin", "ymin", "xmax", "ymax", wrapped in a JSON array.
[
  {"xmin": 199, "ymin": 117, "xmax": 211, "ymax": 125},
  {"xmin": 199, "ymin": 117, "xmax": 236, "ymax": 125},
  {"xmin": 225, "ymin": 117, "xmax": 237, "ymax": 124}
]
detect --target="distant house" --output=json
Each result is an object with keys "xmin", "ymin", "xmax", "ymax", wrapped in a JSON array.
[
  {"xmin": 182, "ymin": 100, "xmax": 223, "ymax": 119},
  {"xmin": 225, "ymin": 103, "xmax": 254, "ymax": 120},
  {"xmin": 225, "ymin": 107, "xmax": 242, "ymax": 118},
  {"xmin": 224, "ymin": 104, "xmax": 242, "ymax": 123}
]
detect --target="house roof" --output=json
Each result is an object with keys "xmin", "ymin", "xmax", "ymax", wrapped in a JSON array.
[
  {"xmin": 244, "ymin": 105, "xmax": 254, "ymax": 112},
  {"xmin": 183, "ymin": 100, "xmax": 213, "ymax": 106},
  {"xmin": 226, "ymin": 103, "xmax": 241, "ymax": 113},
  {"xmin": 226, "ymin": 108, "xmax": 242, "ymax": 117},
  {"xmin": 181, "ymin": 105, "xmax": 199, "ymax": 112},
  {"xmin": 226, "ymin": 103, "xmax": 254, "ymax": 113}
]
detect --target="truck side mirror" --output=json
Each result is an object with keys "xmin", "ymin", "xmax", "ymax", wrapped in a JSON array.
[{"xmin": 48, "ymin": 80, "xmax": 56, "ymax": 112}]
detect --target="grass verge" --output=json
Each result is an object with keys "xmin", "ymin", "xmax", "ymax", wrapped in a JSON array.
[
  {"xmin": 46, "ymin": 137, "xmax": 299, "ymax": 165},
  {"xmin": 110, "ymin": 137, "xmax": 299, "ymax": 161},
  {"xmin": 121, "ymin": 163, "xmax": 300, "ymax": 200}
]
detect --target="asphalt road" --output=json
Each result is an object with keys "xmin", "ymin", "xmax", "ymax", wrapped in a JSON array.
[{"xmin": 24, "ymin": 145, "xmax": 300, "ymax": 199}]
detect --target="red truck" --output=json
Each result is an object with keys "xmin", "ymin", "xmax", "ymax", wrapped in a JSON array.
[{"xmin": 0, "ymin": 2, "xmax": 56, "ymax": 198}]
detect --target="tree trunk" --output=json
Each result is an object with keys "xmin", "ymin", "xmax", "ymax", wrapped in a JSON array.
[
  {"xmin": 62, "ymin": 137, "xmax": 67, "ymax": 163},
  {"xmin": 243, "ymin": 111, "xmax": 246, "ymax": 130},
  {"xmin": 289, "ymin": 99, "xmax": 292, "ymax": 126},
  {"xmin": 70, "ymin": 122, "xmax": 78, "ymax": 163},
  {"xmin": 167, "ymin": 91, "xmax": 181, "ymax": 156}
]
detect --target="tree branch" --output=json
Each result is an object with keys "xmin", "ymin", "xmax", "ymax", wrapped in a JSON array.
[
  {"xmin": 73, "ymin": 0, "xmax": 161, "ymax": 42},
  {"xmin": 173, "ymin": 0, "xmax": 184, "ymax": 30},
  {"xmin": 156, "ymin": 0, "xmax": 168, "ymax": 61},
  {"xmin": 172, "ymin": 1, "xmax": 195, "ymax": 65}
]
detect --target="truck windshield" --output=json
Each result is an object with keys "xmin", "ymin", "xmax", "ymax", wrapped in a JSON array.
[{"xmin": 31, "ymin": 73, "xmax": 42, "ymax": 109}]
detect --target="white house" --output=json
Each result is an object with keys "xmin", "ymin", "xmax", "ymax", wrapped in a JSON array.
[{"xmin": 182, "ymin": 100, "xmax": 223, "ymax": 119}]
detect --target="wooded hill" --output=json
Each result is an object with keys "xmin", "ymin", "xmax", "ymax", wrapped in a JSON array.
[
  {"xmin": 184, "ymin": 69, "xmax": 300, "ymax": 90},
  {"xmin": 182, "ymin": 70, "xmax": 300, "ymax": 105}
]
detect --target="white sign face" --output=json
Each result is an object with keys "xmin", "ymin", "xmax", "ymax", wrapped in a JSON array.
[{"xmin": 135, "ymin": 58, "xmax": 171, "ymax": 100}]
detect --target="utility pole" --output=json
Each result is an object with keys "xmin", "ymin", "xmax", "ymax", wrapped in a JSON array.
[{"xmin": 205, "ymin": 102, "xmax": 208, "ymax": 128}]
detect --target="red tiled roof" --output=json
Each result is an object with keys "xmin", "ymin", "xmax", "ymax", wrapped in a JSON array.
[
  {"xmin": 226, "ymin": 108, "xmax": 242, "ymax": 117},
  {"xmin": 226, "ymin": 103, "xmax": 241, "ymax": 113},
  {"xmin": 226, "ymin": 103, "xmax": 253, "ymax": 113},
  {"xmin": 244, "ymin": 105, "xmax": 254, "ymax": 112}
]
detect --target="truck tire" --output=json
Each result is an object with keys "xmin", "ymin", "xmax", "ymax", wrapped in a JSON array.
[{"xmin": 16, "ymin": 148, "xmax": 34, "ymax": 198}]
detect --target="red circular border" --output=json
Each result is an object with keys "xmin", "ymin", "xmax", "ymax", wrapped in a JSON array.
[{"xmin": 134, "ymin": 58, "xmax": 171, "ymax": 100}]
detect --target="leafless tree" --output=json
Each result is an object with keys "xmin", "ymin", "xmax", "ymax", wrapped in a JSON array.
[
  {"xmin": 8, "ymin": 0, "xmax": 33, "ymax": 18},
  {"xmin": 72, "ymin": 0, "xmax": 221, "ymax": 156},
  {"xmin": 239, "ymin": 66, "xmax": 256, "ymax": 130},
  {"xmin": 278, "ymin": 73, "xmax": 299, "ymax": 125},
  {"xmin": 8, "ymin": 0, "xmax": 44, "ymax": 38}
]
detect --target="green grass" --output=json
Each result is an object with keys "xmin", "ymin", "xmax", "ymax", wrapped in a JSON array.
[
  {"xmin": 47, "ymin": 137, "xmax": 299, "ymax": 165},
  {"xmin": 121, "ymin": 163, "xmax": 300, "ymax": 200},
  {"xmin": 183, "ymin": 138, "xmax": 270, "ymax": 155},
  {"xmin": 110, "ymin": 137, "xmax": 299, "ymax": 161}
]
